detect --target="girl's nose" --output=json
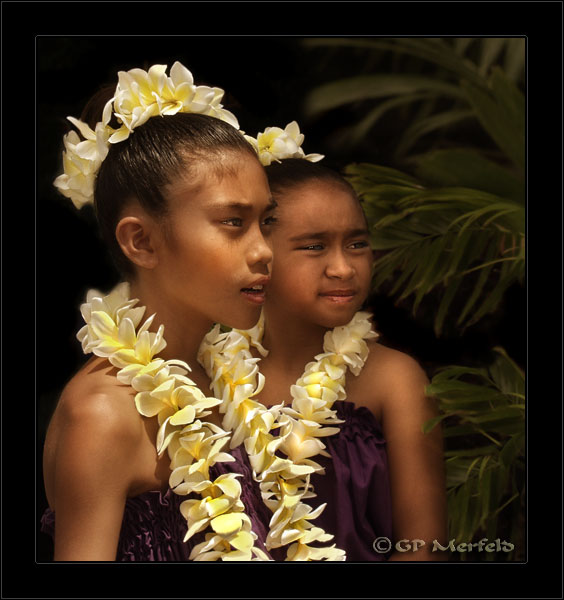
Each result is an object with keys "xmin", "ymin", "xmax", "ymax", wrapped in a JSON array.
[
  {"xmin": 325, "ymin": 251, "xmax": 355, "ymax": 280},
  {"xmin": 248, "ymin": 229, "xmax": 273, "ymax": 268}
]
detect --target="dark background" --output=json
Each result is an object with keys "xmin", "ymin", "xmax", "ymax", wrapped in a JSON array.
[{"xmin": 2, "ymin": 1, "xmax": 561, "ymax": 599}]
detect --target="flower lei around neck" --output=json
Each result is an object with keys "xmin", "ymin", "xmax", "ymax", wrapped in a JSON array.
[
  {"xmin": 76, "ymin": 282, "xmax": 378, "ymax": 561},
  {"xmin": 77, "ymin": 282, "xmax": 270, "ymax": 561},
  {"xmin": 198, "ymin": 310, "xmax": 379, "ymax": 561}
]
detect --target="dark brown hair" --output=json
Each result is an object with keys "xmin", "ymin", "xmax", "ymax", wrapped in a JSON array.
[{"xmin": 264, "ymin": 158, "xmax": 359, "ymax": 201}]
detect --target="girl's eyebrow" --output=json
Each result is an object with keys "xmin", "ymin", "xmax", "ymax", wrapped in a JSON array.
[
  {"xmin": 208, "ymin": 197, "xmax": 278, "ymax": 212},
  {"xmin": 289, "ymin": 227, "xmax": 369, "ymax": 242},
  {"xmin": 265, "ymin": 198, "xmax": 278, "ymax": 212}
]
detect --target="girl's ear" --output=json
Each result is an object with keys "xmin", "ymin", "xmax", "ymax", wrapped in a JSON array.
[{"xmin": 115, "ymin": 213, "xmax": 160, "ymax": 270}]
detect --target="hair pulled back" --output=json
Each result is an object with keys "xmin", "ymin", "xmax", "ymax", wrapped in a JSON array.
[
  {"xmin": 264, "ymin": 158, "xmax": 358, "ymax": 201},
  {"xmin": 79, "ymin": 85, "xmax": 258, "ymax": 277}
]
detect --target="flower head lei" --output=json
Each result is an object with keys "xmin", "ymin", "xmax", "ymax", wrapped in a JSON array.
[
  {"xmin": 244, "ymin": 121, "xmax": 324, "ymax": 166},
  {"xmin": 53, "ymin": 61, "xmax": 239, "ymax": 209}
]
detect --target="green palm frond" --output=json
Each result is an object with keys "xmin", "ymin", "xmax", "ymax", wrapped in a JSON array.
[
  {"xmin": 346, "ymin": 158, "xmax": 524, "ymax": 336},
  {"xmin": 410, "ymin": 148, "xmax": 524, "ymax": 202},
  {"xmin": 302, "ymin": 38, "xmax": 524, "ymax": 158},
  {"xmin": 424, "ymin": 348, "xmax": 525, "ymax": 559},
  {"xmin": 302, "ymin": 37, "xmax": 498, "ymax": 88},
  {"xmin": 303, "ymin": 73, "xmax": 466, "ymax": 118},
  {"xmin": 393, "ymin": 108, "xmax": 476, "ymax": 158}
]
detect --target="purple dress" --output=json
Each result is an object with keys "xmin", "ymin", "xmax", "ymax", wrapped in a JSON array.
[{"xmin": 40, "ymin": 401, "xmax": 392, "ymax": 561}]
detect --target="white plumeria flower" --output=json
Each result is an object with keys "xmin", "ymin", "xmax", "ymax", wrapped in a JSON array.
[
  {"xmin": 76, "ymin": 282, "xmax": 139, "ymax": 352},
  {"xmin": 204, "ymin": 87, "xmax": 240, "ymax": 129},
  {"xmin": 53, "ymin": 117, "xmax": 111, "ymax": 209},
  {"xmin": 278, "ymin": 418, "xmax": 327, "ymax": 463},
  {"xmin": 244, "ymin": 310, "xmax": 269, "ymax": 357},
  {"xmin": 190, "ymin": 510, "xmax": 256, "ymax": 556},
  {"xmin": 179, "ymin": 473, "xmax": 247, "ymax": 542},
  {"xmin": 110, "ymin": 63, "xmax": 191, "ymax": 141},
  {"xmin": 245, "ymin": 121, "xmax": 324, "ymax": 166},
  {"xmin": 322, "ymin": 311, "xmax": 378, "ymax": 375},
  {"xmin": 190, "ymin": 508, "xmax": 271, "ymax": 561},
  {"xmin": 109, "ymin": 62, "xmax": 239, "ymax": 144}
]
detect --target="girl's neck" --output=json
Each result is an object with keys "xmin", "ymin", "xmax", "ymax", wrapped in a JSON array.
[
  {"xmin": 261, "ymin": 308, "xmax": 327, "ymax": 371},
  {"xmin": 128, "ymin": 278, "xmax": 211, "ymax": 370}
]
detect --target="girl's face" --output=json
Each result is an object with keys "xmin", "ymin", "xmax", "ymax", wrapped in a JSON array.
[
  {"xmin": 154, "ymin": 152, "xmax": 276, "ymax": 329},
  {"xmin": 266, "ymin": 179, "xmax": 373, "ymax": 329}
]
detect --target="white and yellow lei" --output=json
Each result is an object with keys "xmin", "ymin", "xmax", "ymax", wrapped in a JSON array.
[
  {"xmin": 198, "ymin": 309, "xmax": 378, "ymax": 561},
  {"xmin": 76, "ymin": 282, "xmax": 377, "ymax": 561}
]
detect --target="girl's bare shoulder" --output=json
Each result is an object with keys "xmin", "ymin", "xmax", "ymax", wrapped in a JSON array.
[
  {"xmin": 365, "ymin": 340, "xmax": 428, "ymax": 383},
  {"xmin": 43, "ymin": 357, "xmax": 150, "ymax": 507},
  {"xmin": 47, "ymin": 356, "xmax": 144, "ymax": 455},
  {"xmin": 59, "ymin": 357, "xmax": 138, "ymax": 425},
  {"xmin": 346, "ymin": 340, "xmax": 429, "ymax": 420}
]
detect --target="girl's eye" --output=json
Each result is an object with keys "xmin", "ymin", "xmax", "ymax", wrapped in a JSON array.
[
  {"xmin": 300, "ymin": 244, "xmax": 324, "ymax": 251},
  {"xmin": 221, "ymin": 217, "xmax": 243, "ymax": 227},
  {"xmin": 261, "ymin": 215, "xmax": 278, "ymax": 226},
  {"xmin": 350, "ymin": 240, "xmax": 370, "ymax": 249}
]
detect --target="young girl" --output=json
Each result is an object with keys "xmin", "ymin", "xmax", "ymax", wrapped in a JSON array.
[
  {"xmin": 265, "ymin": 157, "xmax": 449, "ymax": 561},
  {"xmin": 41, "ymin": 61, "xmax": 277, "ymax": 561},
  {"xmin": 198, "ymin": 143, "xmax": 448, "ymax": 561}
]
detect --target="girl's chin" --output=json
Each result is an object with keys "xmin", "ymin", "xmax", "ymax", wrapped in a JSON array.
[
  {"xmin": 309, "ymin": 312, "xmax": 359, "ymax": 331},
  {"xmin": 318, "ymin": 303, "xmax": 365, "ymax": 327},
  {"xmin": 322, "ymin": 316, "xmax": 357, "ymax": 329}
]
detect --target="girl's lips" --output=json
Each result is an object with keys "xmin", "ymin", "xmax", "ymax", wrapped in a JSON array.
[
  {"xmin": 241, "ymin": 288, "xmax": 266, "ymax": 305},
  {"xmin": 319, "ymin": 290, "xmax": 356, "ymax": 304},
  {"xmin": 241, "ymin": 276, "xmax": 270, "ymax": 305}
]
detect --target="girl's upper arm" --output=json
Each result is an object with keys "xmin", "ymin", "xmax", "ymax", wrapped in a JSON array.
[
  {"xmin": 51, "ymin": 390, "xmax": 138, "ymax": 561},
  {"xmin": 377, "ymin": 351, "xmax": 449, "ymax": 556}
]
